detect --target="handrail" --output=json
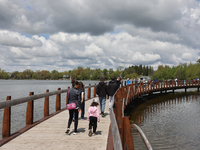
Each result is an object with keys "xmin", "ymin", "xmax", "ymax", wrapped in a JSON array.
[
  {"xmin": 131, "ymin": 124, "xmax": 153, "ymax": 150},
  {"xmin": 0, "ymin": 89, "xmax": 69, "ymax": 109},
  {"xmin": 0, "ymin": 84, "xmax": 97, "ymax": 109}
]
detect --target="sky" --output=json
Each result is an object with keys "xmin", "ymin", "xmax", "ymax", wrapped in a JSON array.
[{"xmin": 1, "ymin": 0, "xmax": 200, "ymax": 72}]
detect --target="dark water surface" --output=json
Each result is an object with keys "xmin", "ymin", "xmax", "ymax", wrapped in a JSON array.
[
  {"xmin": 0, "ymin": 80, "xmax": 98, "ymax": 140},
  {"xmin": 130, "ymin": 92, "xmax": 200, "ymax": 150}
]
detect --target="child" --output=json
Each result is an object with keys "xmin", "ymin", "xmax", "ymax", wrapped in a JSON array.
[{"xmin": 87, "ymin": 98, "xmax": 100, "ymax": 136}]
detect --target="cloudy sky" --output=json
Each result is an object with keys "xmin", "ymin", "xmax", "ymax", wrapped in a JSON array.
[{"xmin": 0, "ymin": 0, "xmax": 200, "ymax": 72}]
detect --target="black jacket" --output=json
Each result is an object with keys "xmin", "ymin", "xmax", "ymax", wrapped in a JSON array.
[
  {"xmin": 108, "ymin": 81, "xmax": 119, "ymax": 96},
  {"xmin": 96, "ymin": 82, "xmax": 108, "ymax": 97},
  {"xmin": 68, "ymin": 87, "xmax": 81, "ymax": 109}
]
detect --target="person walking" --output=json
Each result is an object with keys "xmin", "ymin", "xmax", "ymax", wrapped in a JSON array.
[
  {"xmin": 108, "ymin": 77, "xmax": 119, "ymax": 109},
  {"xmin": 65, "ymin": 80, "xmax": 81, "ymax": 135},
  {"xmin": 79, "ymin": 82, "xmax": 85, "ymax": 119},
  {"xmin": 87, "ymin": 98, "xmax": 100, "ymax": 136},
  {"xmin": 96, "ymin": 77, "xmax": 108, "ymax": 117}
]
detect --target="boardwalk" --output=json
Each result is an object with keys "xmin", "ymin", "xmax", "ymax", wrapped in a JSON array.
[{"xmin": 0, "ymin": 98, "xmax": 110, "ymax": 150}]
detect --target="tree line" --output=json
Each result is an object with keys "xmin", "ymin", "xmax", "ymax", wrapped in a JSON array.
[
  {"xmin": 0, "ymin": 60, "xmax": 200, "ymax": 80},
  {"xmin": 0, "ymin": 65, "xmax": 153, "ymax": 80}
]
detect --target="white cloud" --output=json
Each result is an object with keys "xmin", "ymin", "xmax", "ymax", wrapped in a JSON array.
[{"xmin": 0, "ymin": 0, "xmax": 200, "ymax": 72}]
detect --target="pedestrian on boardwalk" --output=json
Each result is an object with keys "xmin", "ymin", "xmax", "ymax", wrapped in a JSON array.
[
  {"xmin": 108, "ymin": 77, "xmax": 119, "ymax": 109},
  {"xmin": 65, "ymin": 80, "xmax": 81, "ymax": 135},
  {"xmin": 79, "ymin": 81, "xmax": 86, "ymax": 119},
  {"xmin": 96, "ymin": 77, "xmax": 108, "ymax": 117},
  {"xmin": 126, "ymin": 78, "xmax": 131, "ymax": 85},
  {"xmin": 116, "ymin": 76, "xmax": 122, "ymax": 88},
  {"xmin": 87, "ymin": 98, "xmax": 100, "ymax": 136}
]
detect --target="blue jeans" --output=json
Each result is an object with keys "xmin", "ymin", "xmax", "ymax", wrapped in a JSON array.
[{"xmin": 99, "ymin": 97, "xmax": 106, "ymax": 113}]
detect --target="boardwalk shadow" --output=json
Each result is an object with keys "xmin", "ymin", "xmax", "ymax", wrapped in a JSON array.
[
  {"xmin": 66, "ymin": 128, "xmax": 86, "ymax": 135},
  {"xmin": 102, "ymin": 113, "xmax": 109, "ymax": 118},
  {"xmin": 77, "ymin": 128, "xmax": 86, "ymax": 133},
  {"xmin": 95, "ymin": 131, "xmax": 102, "ymax": 135}
]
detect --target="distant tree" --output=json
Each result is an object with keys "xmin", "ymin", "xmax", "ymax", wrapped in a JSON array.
[{"xmin": 197, "ymin": 58, "xmax": 200, "ymax": 64}]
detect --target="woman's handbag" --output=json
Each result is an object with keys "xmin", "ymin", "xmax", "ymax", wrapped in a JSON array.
[{"xmin": 66, "ymin": 103, "xmax": 76, "ymax": 110}]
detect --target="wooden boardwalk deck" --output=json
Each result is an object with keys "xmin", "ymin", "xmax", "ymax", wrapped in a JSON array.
[{"xmin": 0, "ymin": 98, "xmax": 110, "ymax": 150}]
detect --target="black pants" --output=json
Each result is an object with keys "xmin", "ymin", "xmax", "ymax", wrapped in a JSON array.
[
  {"xmin": 89, "ymin": 116, "xmax": 97, "ymax": 133},
  {"xmin": 68, "ymin": 109, "xmax": 78, "ymax": 132}
]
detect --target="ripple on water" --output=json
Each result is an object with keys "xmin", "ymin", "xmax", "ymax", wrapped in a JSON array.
[{"xmin": 130, "ymin": 92, "xmax": 200, "ymax": 150}]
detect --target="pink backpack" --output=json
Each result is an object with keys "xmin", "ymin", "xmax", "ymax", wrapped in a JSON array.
[{"xmin": 66, "ymin": 103, "xmax": 76, "ymax": 110}]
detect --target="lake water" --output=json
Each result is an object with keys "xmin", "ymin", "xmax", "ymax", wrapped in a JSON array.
[
  {"xmin": 0, "ymin": 80, "xmax": 99, "ymax": 140},
  {"xmin": 130, "ymin": 92, "xmax": 200, "ymax": 150}
]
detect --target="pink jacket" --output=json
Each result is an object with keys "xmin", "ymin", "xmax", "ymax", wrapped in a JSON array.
[{"xmin": 87, "ymin": 106, "xmax": 100, "ymax": 122}]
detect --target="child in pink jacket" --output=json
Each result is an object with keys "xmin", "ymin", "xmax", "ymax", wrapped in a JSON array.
[{"xmin": 87, "ymin": 98, "xmax": 100, "ymax": 136}]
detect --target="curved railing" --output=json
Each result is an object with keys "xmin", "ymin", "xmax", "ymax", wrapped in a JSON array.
[
  {"xmin": 131, "ymin": 124, "xmax": 153, "ymax": 150},
  {"xmin": 107, "ymin": 80, "xmax": 200, "ymax": 150}
]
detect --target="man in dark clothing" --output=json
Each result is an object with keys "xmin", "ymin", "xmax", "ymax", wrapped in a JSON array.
[
  {"xmin": 96, "ymin": 77, "xmax": 108, "ymax": 117},
  {"xmin": 116, "ymin": 76, "xmax": 122, "ymax": 88},
  {"xmin": 108, "ymin": 77, "xmax": 119, "ymax": 109}
]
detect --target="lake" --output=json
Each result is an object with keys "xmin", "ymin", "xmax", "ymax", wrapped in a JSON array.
[{"xmin": 130, "ymin": 91, "xmax": 200, "ymax": 150}]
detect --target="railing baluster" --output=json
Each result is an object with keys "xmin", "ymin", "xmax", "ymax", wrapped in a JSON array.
[
  {"xmin": 87, "ymin": 84, "xmax": 91, "ymax": 99},
  {"xmin": 56, "ymin": 88, "xmax": 61, "ymax": 111},
  {"xmin": 2, "ymin": 96, "xmax": 11, "ymax": 138},
  {"xmin": 26, "ymin": 92, "xmax": 34, "ymax": 125},
  {"xmin": 44, "ymin": 89, "xmax": 49, "ymax": 117}
]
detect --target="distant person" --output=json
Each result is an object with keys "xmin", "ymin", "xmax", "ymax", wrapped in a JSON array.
[
  {"xmin": 87, "ymin": 98, "xmax": 100, "ymax": 136},
  {"xmin": 65, "ymin": 80, "xmax": 81, "ymax": 135},
  {"xmin": 126, "ymin": 78, "xmax": 131, "ymax": 85},
  {"xmin": 116, "ymin": 76, "xmax": 122, "ymax": 88},
  {"xmin": 175, "ymin": 78, "xmax": 177, "ymax": 86},
  {"xmin": 108, "ymin": 77, "xmax": 119, "ymax": 109},
  {"xmin": 79, "ymin": 82, "xmax": 85, "ymax": 119},
  {"xmin": 96, "ymin": 77, "xmax": 108, "ymax": 117},
  {"xmin": 196, "ymin": 78, "xmax": 199, "ymax": 84}
]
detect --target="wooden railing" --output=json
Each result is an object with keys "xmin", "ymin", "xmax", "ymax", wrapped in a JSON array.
[
  {"xmin": 0, "ymin": 84, "xmax": 97, "ymax": 146},
  {"xmin": 1, "ymin": 80, "xmax": 199, "ymax": 148},
  {"xmin": 107, "ymin": 80, "xmax": 200, "ymax": 150}
]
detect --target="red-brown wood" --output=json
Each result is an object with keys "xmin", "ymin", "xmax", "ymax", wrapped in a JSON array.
[
  {"xmin": 56, "ymin": 88, "xmax": 61, "ymax": 111},
  {"xmin": 123, "ymin": 117, "xmax": 134, "ymax": 150},
  {"xmin": 44, "ymin": 89, "xmax": 49, "ymax": 117},
  {"xmin": 26, "ymin": 92, "xmax": 34, "ymax": 125},
  {"xmin": 2, "ymin": 96, "xmax": 11, "ymax": 138},
  {"xmin": 87, "ymin": 84, "xmax": 91, "ymax": 99}
]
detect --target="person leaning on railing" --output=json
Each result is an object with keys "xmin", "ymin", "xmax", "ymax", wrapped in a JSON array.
[{"xmin": 108, "ymin": 77, "xmax": 119, "ymax": 109}]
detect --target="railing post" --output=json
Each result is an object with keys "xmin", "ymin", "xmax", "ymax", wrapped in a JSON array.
[
  {"xmin": 87, "ymin": 84, "xmax": 91, "ymax": 99},
  {"xmin": 44, "ymin": 89, "xmax": 49, "ymax": 117},
  {"xmin": 123, "ymin": 117, "xmax": 134, "ymax": 150},
  {"xmin": 26, "ymin": 92, "xmax": 34, "ymax": 125},
  {"xmin": 115, "ymin": 101, "xmax": 124, "ymax": 147},
  {"xmin": 2, "ymin": 96, "xmax": 11, "ymax": 138},
  {"xmin": 56, "ymin": 88, "xmax": 61, "ymax": 111},
  {"xmin": 93, "ymin": 84, "xmax": 96, "ymax": 97}
]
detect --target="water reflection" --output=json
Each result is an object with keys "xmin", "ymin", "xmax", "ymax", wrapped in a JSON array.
[{"xmin": 130, "ymin": 92, "xmax": 200, "ymax": 150}]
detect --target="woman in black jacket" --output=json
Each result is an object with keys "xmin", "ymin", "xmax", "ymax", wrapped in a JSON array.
[{"xmin": 65, "ymin": 80, "xmax": 81, "ymax": 135}]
